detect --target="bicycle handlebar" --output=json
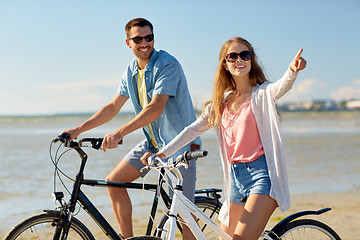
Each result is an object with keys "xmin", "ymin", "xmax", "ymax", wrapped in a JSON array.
[
  {"xmin": 145, "ymin": 150, "xmax": 208, "ymax": 170},
  {"xmin": 143, "ymin": 150, "xmax": 208, "ymax": 186},
  {"xmin": 184, "ymin": 150, "xmax": 208, "ymax": 160},
  {"xmin": 53, "ymin": 133, "xmax": 122, "ymax": 150}
]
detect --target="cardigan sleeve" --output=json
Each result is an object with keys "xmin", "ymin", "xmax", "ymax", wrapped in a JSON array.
[
  {"xmin": 161, "ymin": 114, "xmax": 211, "ymax": 158},
  {"xmin": 269, "ymin": 67, "xmax": 298, "ymax": 101}
]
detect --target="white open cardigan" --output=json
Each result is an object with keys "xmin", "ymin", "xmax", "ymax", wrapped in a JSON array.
[{"xmin": 161, "ymin": 67, "xmax": 298, "ymax": 226}]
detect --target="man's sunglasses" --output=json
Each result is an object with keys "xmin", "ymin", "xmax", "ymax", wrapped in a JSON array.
[
  {"xmin": 128, "ymin": 34, "xmax": 154, "ymax": 44},
  {"xmin": 225, "ymin": 51, "xmax": 252, "ymax": 63}
]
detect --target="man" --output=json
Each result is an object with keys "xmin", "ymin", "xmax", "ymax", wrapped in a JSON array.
[{"xmin": 61, "ymin": 18, "xmax": 201, "ymax": 238}]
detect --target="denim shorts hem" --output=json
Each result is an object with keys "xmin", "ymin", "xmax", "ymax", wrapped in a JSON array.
[
  {"xmin": 229, "ymin": 155, "xmax": 271, "ymax": 204},
  {"xmin": 229, "ymin": 193, "xmax": 271, "ymax": 205}
]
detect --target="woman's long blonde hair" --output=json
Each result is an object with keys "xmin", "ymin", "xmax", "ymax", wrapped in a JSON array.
[{"xmin": 203, "ymin": 37, "xmax": 268, "ymax": 128}]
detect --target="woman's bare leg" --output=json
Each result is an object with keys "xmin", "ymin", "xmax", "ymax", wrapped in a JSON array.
[
  {"xmin": 220, "ymin": 202, "xmax": 244, "ymax": 240},
  {"xmin": 233, "ymin": 194, "xmax": 277, "ymax": 240}
]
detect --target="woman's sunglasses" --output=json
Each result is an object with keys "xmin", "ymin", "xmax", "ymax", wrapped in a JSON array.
[
  {"xmin": 128, "ymin": 34, "xmax": 154, "ymax": 44},
  {"xmin": 225, "ymin": 51, "xmax": 252, "ymax": 63}
]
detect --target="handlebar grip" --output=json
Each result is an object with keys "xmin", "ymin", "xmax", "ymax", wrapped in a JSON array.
[
  {"xmin": 184, "ymin": 150, "xmax": 208, "ymax": 160},
  {"xmin": 92, "ymin": 139, "xmax": 123, "ymax": 150},
  {"xmin": 53, "ymin": 132, "xmax": 71, "ymax": 143}
]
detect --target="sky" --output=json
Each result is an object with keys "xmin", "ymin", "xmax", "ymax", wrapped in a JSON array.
[{"xmin": 1, "ymin": 0, "xmax": 359, "ymax": 116}]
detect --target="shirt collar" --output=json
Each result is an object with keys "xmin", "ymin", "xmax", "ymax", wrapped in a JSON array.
[{"xmin": 131, "ymin": 49, "xmax": 159, "ymax": 74}]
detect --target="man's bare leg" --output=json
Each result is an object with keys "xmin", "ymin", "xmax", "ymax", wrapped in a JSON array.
[{"xmin": 106, "ymin": 160, "xmax": 141, "ymax": 238}]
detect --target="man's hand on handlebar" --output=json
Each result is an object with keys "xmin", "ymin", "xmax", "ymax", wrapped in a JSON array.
[
  {"xmin": 101, "ymin": 131, "xmax": 123, "ymax": 152},
  {"xmin": 60, "ymin": 128, "xmax": 81, "ymax": 141}
]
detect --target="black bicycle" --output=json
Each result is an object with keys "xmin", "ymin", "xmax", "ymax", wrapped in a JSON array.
[{"xmin": 3, "ymin": 135, "xmax": 222, "ymax": 240}]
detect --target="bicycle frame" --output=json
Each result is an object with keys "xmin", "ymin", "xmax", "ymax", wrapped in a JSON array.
[
  {"xmin": 156, "ymin": 163, "xmax": 231, "ymax": 240},
  {"xmin": 58, "ymin": 167, "xmax": 174, "ymax": 239},
  {"xmin": 52, "ymin": 138, "xmax": 222, "ymax": 240},
  {"xmin": 170, "ymin": 189, "xmax": 231, "ymax": 240},
  {"xmin": 76, "ymin": 190, "xmax": 120, "ymax": 239},
  {"xmin": 79, "ymin": 177, "xmax": 172, "ymax": 239},
  {"xmin": 51, "ymin": 139, "xmax": 169, "ymax": 239}
]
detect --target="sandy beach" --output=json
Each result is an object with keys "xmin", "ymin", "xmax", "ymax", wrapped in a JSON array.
[{"xmin": 267, "ymin": 189, "xmax": 360, "ymax": 240}]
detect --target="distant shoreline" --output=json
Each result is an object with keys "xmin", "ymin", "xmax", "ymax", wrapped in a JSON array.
[
  {"xmin": 0, "ymin": 112, "xmax": 135, "ymax": 121},
  {"xmin": 281, "ymin": 110, "xmax": 360, "ymax": 118},
  {"xmin": 1, "ymin": 109, "xmax": 359, "ymax": 119}
]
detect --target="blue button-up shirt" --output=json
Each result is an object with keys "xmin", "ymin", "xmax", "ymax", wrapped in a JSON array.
[{"xmin": 117, "ymin": 49, "xmax": 201, "ymax": 157}]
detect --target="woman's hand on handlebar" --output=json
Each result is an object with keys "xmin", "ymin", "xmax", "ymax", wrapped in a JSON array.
[{"xmin": 141, "ymin": 151, "xmax": 166, "ymax": 166}]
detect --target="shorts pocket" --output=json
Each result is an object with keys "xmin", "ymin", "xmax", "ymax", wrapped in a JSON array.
[{"xmin": 247, "ymin": 166, "xmax": 268, "ymax": 174}]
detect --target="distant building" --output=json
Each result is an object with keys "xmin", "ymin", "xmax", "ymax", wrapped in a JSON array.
[
  {"xmin": 346, "ymin": 100, "xmax": 360, "ymax": 110},
  {"xmin": 279, "ymin": 99, "xmax": 360, "ymax": 111},
  {"xmin": 279, "ymin": 100, "xmax": 340, "ymax": 111}
]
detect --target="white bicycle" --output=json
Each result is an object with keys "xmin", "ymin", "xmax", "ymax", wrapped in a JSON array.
[{"xmin": 127, "ymin": 151, "xmax": 341, "ymax": 240}]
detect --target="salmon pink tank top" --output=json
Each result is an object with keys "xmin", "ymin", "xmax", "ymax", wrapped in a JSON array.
[{"xmin": 220, "ymin": 99, "xmax": 264, "ymax": 164}]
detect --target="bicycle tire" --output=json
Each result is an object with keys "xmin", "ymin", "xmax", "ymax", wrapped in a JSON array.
[
  {"xmin": 155, "ymin": 196, "xmax": 222, "ymax": 240},
  {"xmin": 3, "ymin": 211, "xmax": 95, "ymax": 240},
  {"xmin": 274, "ymin": 219, "xmax": 341, "ymax": 240}
]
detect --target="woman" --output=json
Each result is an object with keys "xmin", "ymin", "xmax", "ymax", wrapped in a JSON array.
[{"xmin": 141, "ymin": 37, "xmax": 306, "ymax": 239}]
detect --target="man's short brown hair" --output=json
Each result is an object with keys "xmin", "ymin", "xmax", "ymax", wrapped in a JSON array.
[{"xmin": 125, "ymin": 18, "xmax": 153, "ymax": 37}]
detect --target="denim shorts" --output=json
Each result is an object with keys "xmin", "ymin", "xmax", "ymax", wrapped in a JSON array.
[
  {"xmin": 230, "ymin": 155, "xmax": 271, "ymax": 204},
  {"xmin": 124, "ymin": 139, "xmax": 196, "ymax": 202}
]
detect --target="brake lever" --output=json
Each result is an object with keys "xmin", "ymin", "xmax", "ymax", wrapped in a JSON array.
[
  {"xmin": 53, "ymin": 132, "xmax": 71, "ymax": 143},
  {"xmin": 91, "ymin": 139, "xmax": 103, "ymax": 150},
  {"xmin": 140, "ymin": 155, "xmax": 160, "ymax": 173},
  {"xmin": 140, "ymin": 166, "xmax": 151, "ymax": 173}
]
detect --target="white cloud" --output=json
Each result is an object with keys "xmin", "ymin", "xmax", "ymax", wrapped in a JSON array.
[
  {"xmin": 280, "ymin": 78, "xmax": 326, "ymax": 102},
  {"xmin": 330, "ymin": 79, "xmax": 360, "ymax": 101},
  {"xmin": 352, "ymin": 79, "xmax": 360, "ymax": 86},
  {"xmin": 296, "ymin": 79, "xmax": 323, "ymax": 94}
]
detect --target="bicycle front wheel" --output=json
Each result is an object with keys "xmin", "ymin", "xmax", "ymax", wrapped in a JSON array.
[
  {"xmin": 3, "ymin": 211, "xmax": 95, "ymax": 240},
  {"xmin": 275, "ymin": 219, "xmax": 341, "ymax": 240},
  {"xmin": 155, "ymin": 196, "xmax": 222, "ymax": 240}
]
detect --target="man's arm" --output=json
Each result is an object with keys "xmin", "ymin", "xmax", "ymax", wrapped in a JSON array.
[
  {"xmin": 62, "ymin": 94, "xmax": 129, "ymax": 140},
  {"xmin": 101, "ymin": 94, "xmax": 169, "ymax": 151}
]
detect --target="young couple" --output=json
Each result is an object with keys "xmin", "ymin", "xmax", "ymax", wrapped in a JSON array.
[{"xmin": 62, "ymin": 18, "xmax": 306, "ymax": 240}]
